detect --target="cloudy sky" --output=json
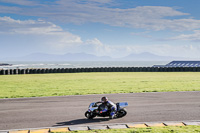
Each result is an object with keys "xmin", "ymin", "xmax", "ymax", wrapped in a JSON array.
[{"xmin": 1, "ymin": 0, "xmax": 200, "ymax": 58}]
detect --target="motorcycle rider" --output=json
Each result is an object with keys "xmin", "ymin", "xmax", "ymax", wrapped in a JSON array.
[{"xmin": 100, "ymin": 96, "xmax": 117, "ymax": 119}]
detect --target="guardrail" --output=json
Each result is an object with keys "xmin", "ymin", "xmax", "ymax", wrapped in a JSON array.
[{"xmin": 0, "ymin": 67, "xmax": 200, "ymax": 75}]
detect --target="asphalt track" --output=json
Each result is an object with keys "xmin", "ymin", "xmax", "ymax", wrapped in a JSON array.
[{"xmin": 0, "ymin": 91, "xmax": 200, "ymax": 130}]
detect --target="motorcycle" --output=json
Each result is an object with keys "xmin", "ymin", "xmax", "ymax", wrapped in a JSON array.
[{"xmin": 85, "ymin": 102, "xmax": 128, "ymax": 119}]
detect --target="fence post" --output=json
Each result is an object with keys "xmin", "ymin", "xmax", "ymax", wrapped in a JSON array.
[
  {"xmin": 26, "ymin": 69, "xmax": 30, "ymax": 74},
  {"xmin": 28, "ymin": 69, "xmax": 32, "ymax": 74},
  {"xmin": 32, "ymin": 69, "xmax": 36, "ymax": 74},
  {"xmin": 8, "ymin": 69, "xmax": 11, "ymax": 75},
  {"xmin": 2, "ymin": 69, "xmax": 5, "ymax": 75},
  {"xmin": 22, "ymin": 69, "xmax": 26, "ymax": 74},
  {"xmin": 144, "ymin": 67, "xmax": 147, "ymax": 72}
]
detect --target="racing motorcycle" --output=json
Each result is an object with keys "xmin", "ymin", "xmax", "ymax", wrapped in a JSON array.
[{"xmin": 85, "ymin": 102, "xmax": 128, "ymax": 119}]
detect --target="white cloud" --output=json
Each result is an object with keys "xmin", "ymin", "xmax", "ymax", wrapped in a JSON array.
[
  {"xmin": 1, "ymin": 0, "xmax": 200, "ymax": 31},
  {"xmin": 81, "ymin": 38, "xmax": 200, "ymax": 58},
  {"xmin": 0, "ymin": 17, "xmax": 200, "ymax": 57},
  {"xmin": 0, "ymin": 16, "xmax": 63, "ymax": 34},
  {"xmin": 110, "ymin": 44, "xmax": 200, "ymax": 58},
  {"xmin": 0, "ymin": 16, "xmax": 82, "ymax": 53},
  {"xmin": 1, "ymin": 16, "xmax": 200, "ymax": 58},
  {"xmin": 170, "ymin": 30, "xmax": 200, "ymax": 41},
  {"xmin": 0, "ymin": 0, "xmax": 39, "ymax": 6},
  {"xmin": 66, "ymin": 37, "xmax": 200, "ymax": 58},
  {"xmin": 85, "ymin": 38, "xmax": 121, "ymax": 56},
  {"xmin": 0, "ymin": 5, "xmax": 21, "ymax": 13}
]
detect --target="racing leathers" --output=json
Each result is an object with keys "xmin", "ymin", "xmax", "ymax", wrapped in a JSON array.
[{"xmin": 101, "ymin": 100, "xmax": 117, "ymax": 119}]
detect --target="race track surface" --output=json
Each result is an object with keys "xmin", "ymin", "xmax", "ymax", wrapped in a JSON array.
[{"xmin": 0, "ymin": 91, "xmax": 200, "ymax": 130}]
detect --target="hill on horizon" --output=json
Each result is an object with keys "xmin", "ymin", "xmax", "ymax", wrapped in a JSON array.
[{"xmin": 0, "ymin": 52, "xmax": 193, "ymax": 61}]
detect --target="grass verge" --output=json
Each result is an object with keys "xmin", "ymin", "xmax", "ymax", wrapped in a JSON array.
[
  {"xmin": 0, "ymin": 72, "xmax": 200, "ymax": 98},
  {"xmin": 68, "ymin": 126, "xmax": 200, "ymax": 133}
]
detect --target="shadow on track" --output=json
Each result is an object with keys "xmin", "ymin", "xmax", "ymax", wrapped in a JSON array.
[{"xmin": 53, "ymin": 118, "xmax": 110, "ymax": 127}]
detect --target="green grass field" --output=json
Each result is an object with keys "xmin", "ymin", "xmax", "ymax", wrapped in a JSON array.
[
  {"xmin": 0, "ymin": 72, "xmax": 200, "ymax": 98},
  {"xmin": 68, "ymin": 126, "xmax": 200, "ymax": 133}
]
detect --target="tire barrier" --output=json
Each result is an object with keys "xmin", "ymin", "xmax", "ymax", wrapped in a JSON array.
[{"xmin": 0, "ymin": 67, "xmax": 200, "ymax": 75}]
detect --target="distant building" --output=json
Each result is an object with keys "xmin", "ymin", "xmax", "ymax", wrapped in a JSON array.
[{"xmin": 153, "ymin": 61, "xmax": 200, "ymax": 67}]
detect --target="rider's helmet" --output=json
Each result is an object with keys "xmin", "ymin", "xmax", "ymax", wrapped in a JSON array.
[{"xmin": 101, "ymin": 96, "xmax": 108, "ymax": 103}]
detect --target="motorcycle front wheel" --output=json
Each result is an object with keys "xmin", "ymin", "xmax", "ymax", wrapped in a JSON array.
[
  {"xmin": 85, "ymin": 111, "xmax": 95, "ymax": 119},
  {"xmin": 116, "ymin": 108, "xmax": 127, "ymax": 118}
]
